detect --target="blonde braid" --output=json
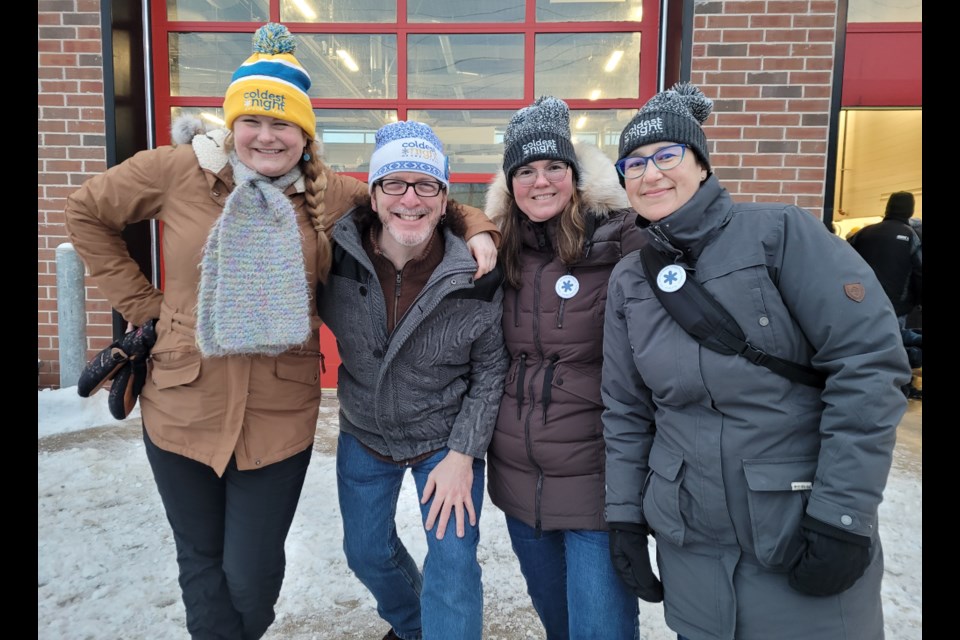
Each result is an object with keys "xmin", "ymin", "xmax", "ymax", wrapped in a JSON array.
[{"xmin": 302, "ymin": 138, "xmax": 333, "ymax": 282}]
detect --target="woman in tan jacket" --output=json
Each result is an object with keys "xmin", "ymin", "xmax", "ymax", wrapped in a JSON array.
[{"xmin": 65, "ymin": 23, "xmax": 497, "ymax": 640}]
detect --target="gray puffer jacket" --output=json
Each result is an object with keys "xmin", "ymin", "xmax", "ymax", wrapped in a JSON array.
[
  {"xmin": 318, "ymin": 210, "xmax": 509, "ymax": 461},
  {"xmin": 602, "ymin": 175, "xmax": 911, "ymax": 640},
  {"xmin": 485, "ymin": 142, "xmax": 644, "ymax": 532}
]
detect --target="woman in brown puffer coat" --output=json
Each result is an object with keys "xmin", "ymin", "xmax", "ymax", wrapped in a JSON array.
[{"xmin": 484, "ymin": 97, "xmax": 649, "ymax": 640}]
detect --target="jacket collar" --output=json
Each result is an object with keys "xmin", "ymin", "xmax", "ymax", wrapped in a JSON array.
[{"xmin": 638, "ymin": 174, "xmax": 734, "ymax": 264}]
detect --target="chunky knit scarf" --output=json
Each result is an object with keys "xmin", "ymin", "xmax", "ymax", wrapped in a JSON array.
[{"xmin": 196, "ymin": 153, "xmax": 311, "ymax": 357}]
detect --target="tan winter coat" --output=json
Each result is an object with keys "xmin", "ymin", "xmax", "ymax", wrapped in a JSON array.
[{"xmin": 65, "ymin": 126, "xmax": 498, "ymax": 476}]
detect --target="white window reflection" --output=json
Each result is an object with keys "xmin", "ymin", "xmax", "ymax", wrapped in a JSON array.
[
  {"xmin": 169, "ymin": 33, "xmax": 252, "ymax": 97},
  {"xmin": 409, "ymin": 109, "xmax": 516, "ymax": 173},
  {"xmin": 167, "ymin": 0, "xmax": 269, "ymax": 21},
  {"xmin": 408, "ymin": 0, "xmax": 524, "ymax": 23},
  {"xmin": 315, "ymin": 110, "xmax": 398, "ymax": 171},
  {"xmin": 280, "ymin": 0, "xmax": 396, "ymax": 23},
  {"xmin": 409, "ymin": 108, "xmax": 635, "ymax": 172},
  {"xmin": 408, "ymin": 34, "xmax": 523, "ymax": 100},
  {"xmin": 535, "ymin": 33, "xmax": 640, "ymax": 100},
  {"xmin": 536, "ymin": 0, "xmax": 644, "ymax": 22},
  {"xmin": 297, "ymin": 35, "xmax": 398, "ymax": 99}
]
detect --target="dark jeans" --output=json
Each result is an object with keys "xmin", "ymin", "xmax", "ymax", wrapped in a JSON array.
[{"xmin": 144, "ymin": 427, "xmax": 312, "ymax": 640}]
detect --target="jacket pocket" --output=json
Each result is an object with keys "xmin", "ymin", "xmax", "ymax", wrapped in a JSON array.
[
  {"xmin": 150, "ymin": 349, "xmax": 202, "ymax": 390},
  {"xmin": 742, "ymin": 456, "xmax": 817, "ymax": 569},
  {"xmin": 275, "ymin": 352, "xmax": 321, "ymax": 386},
  {"xmin": 551, "ymin": 362, "xmax": 602, "ymax": 407},
  {"xmin": 642, "ymin": 440, "xmax": 686, "ymax": 546}
]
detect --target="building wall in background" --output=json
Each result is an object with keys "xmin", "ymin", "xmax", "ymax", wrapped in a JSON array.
[{"xmin": 39, "ymin": 1, "xmax": 110, "ymax": 389}]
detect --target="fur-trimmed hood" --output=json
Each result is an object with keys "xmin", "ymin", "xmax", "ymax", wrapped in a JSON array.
[
  {"xmin": 171, "ymin": 116, "xmax": 231, "ymax": 174},
  {"xmin": 484, "ymin": 141, "xmax": 629, "ymax": 224}
]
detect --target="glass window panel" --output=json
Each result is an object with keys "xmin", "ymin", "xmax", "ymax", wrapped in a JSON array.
[
  {"xmin": 167, "ymin": 0, "xmax": 269, "ymax": 21},
  {"xmin": 448, "ymin": 183, "xmax": 491, "ymax": 209},
  {"xmin": 315, "ymin": 109, "xmax": 398, "ymax": 171},
  {"xmin": 568, "ymin": 108, "xmax": 639, "ymax": 160},
  {"xmin": 171, "ymin": 106, "xmax": 228, "ymax": 129},
  {"xmin": 168, "ymin": 33, "xmax": 397, "ymax": 100},
  {"xmin": 408, "ymin": 34, "xmax": 523, "ymax": 100},
  {"xmin": 536, "ymin": 0, "xmax": 644, "ymax": 22},
  {"xmin": 408, "ymin": 0, "xmax": 524, "ymax": 23},
  {"xmin": 408, "ymin": 109, "xmax": 516, "ymax": 173},
  {"xmin": 535, "ymin": 33, "xmax": 641, "ymax": 100},
  {"xmin": 280, "ymin": 0, "xmax": 396, "ymax": 23},
  {"xmin": 298, "ymin": 35, "xmax": 398, "ymax": 99},
  {"xmin": 169, "ymin": 32, "xmax": 252, "ymax": 97}
]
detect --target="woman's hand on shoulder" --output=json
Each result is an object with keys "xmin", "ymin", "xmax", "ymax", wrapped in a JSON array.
[{"xmin": 466, "ymin": 232, "xmax": 497, "ymax": 279}]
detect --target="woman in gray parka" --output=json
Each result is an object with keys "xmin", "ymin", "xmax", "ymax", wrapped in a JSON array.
[{"xmin": 600, "ymin": 82, "xmax": 912, "ymax": 640}]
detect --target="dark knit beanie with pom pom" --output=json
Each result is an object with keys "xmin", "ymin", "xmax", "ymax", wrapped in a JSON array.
[
  {"xmin": 502, "ymin": 96, "xmax": 580, "ymax": 185},
  {"xmin": 617, "ymin": 82, "xmax": 713, "ymax": 171}
]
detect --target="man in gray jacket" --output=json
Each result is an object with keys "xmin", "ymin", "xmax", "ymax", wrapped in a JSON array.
[{"xmin": 316, "ymin": 121, "xmax": 508, "ymax": 640}]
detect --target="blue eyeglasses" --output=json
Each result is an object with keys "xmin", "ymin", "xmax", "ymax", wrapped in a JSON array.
[{"xmin": 615, "ymin": 144, "xmax": 688, "ymax": 180}]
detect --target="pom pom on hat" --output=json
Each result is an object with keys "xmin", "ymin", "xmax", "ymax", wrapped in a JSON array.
[
  {"xmin": 367, "ymin": 121, "xmax": 450, "ymax": 191},
  {"xmin": 502, "ymin": 96, "xmax": 579, "ymax": 188},
  {"xmin": 884, "ymin": 191, "xmax": 915, "ymax": 221},
  {"xmin": 223, "ymin": 23, "xmax": 316, "ymax": 139},
  {"xmin": 617, "ymin": 82, "xmax": 713, "ymax": 172}
]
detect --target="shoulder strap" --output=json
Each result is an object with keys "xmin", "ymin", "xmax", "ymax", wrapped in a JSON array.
[{"xmin": 640, "ymin": 248, "xmax": 825, "ymax": 389}]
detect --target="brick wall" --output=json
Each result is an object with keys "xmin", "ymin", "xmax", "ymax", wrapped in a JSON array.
[
  {"xmin": 692, "ymin": 0, "xmax": 837, "ymax": 216},
  {"xmin": 38, "ymin": 0, "xmax": 110, "ymax": 389}
]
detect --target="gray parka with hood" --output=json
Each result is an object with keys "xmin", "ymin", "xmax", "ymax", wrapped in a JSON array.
[
  {"xmin": 602, "ymin": 175, "xmax": 911, "ymax": 640},
  {"xmin": 318, "ymin": 209, "xmax": 509, "ymax": 462},
  {"xmin": 485, "ymin": 142, "xmax": 644, "ymax": 532}
]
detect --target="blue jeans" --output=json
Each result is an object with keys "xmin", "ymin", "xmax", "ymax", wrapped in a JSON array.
[
  {"xmin": 143, "ymin": 427, "xmax": 311, "ymax": 640},
  {"xmin": 336, "ymin": 432, "xmax": 485, "ymax": 640},
  {"xmin": 505, "ymin": 514, "xmax": 640, "ymax": 640}
]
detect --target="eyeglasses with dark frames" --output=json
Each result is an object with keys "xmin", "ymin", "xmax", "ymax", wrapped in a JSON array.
[
  {"xmin": 512, "ymin": 162, "xmax": 570, "ymax": 186},
  {"xmin": 377, "ymin": 179, "xmax": 446, "ymax": 198},
  {"xmin": 615, "ymin": 144, "xmax": 688, "ymax": 180}
]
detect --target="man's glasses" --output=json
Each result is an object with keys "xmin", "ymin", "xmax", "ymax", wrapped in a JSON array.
[
  {"xmin": 512, "ymin": 162, "xmax": 570, "ymax": 186},
  {"xmin": 377, "ymin": 179, "xmax": 445, "ymax": 198},
  {"xmin": 615, "ymin": 144, "xmax": 688, "ymax": 180}
]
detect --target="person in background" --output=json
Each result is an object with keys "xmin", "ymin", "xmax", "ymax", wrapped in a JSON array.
[
  {"xmin": 601, "ymin": 82, "xmax": 912, "ymax": 640},
  {"xmin": 317, "ymin": 121, "xmax": 509, "ymax": 640},
  {"xmin": 847, "ymin": 191, "xmax": 922, "ymax": 329},
  {"xmin": 64, "ymin": 24, "xmax": 497, "ymax": 640},
  {"xmin": 484, "ymin": 96, "xmax": 653, "ymax": 640}
]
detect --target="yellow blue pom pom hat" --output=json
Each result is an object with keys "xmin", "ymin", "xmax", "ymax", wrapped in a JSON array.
[{"xmin": 223, "ymin": 23, "xmax": 316, "ymax": 139}]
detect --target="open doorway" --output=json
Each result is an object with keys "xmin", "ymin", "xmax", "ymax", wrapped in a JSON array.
[{"xmin": 832, "ymin": 108, "xmax": 922, "ymax": 238}]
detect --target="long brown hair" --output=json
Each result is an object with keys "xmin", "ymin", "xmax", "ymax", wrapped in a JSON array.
[
  {"xmin": 497, "ymin": 188, "xmax": 586, "ymax": 289},
  {"xmin": 302, "ymin": 138, "xmax": 332, "ymax": 282}
]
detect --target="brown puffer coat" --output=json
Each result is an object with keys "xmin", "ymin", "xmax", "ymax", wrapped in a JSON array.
[{"xmin": 484, "ymin": 142, "xmax": 644, "ymax": 531}]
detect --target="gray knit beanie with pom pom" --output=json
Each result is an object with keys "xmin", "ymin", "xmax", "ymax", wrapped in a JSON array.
[
  {"xmin": 617, "ymin": 82, "xmax": 713, "ymax": 170},
  {"xmin": 502, "ymin": 96, "xmax": 580, "ymax": 185}
]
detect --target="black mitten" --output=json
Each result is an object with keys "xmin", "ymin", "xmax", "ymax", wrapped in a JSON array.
[
  {"xmin": 106, "ymin": 356, "xmax": 149, "ymax": 420},
  {"xmin": 78, "ymin": 319, "xmax": 157, "ymax": 403},
  {"xmin": 608, "ymin": 522, "xmax": 664, "ymax": 602},
  {"xmin": 788, "ymin": 514, "xmax": 872, "ymax": 597}
]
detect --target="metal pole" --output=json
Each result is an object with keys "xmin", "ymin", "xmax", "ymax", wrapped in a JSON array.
[{"xmin": 56, "ymin": 243, "xmax": 87, "ymax": 388}]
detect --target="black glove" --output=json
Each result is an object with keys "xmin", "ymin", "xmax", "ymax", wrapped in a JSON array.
[
  {"xmin": 788, "ymin": 514, "xmax": 872, "ymax": 597},
  {"xmin": 608, "ymin": 522, "xmax": 664, "ymax": 603},
  {"xmin": 78, "ymin": 320, "xmax": 157, "ymax": 419}
]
